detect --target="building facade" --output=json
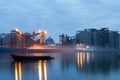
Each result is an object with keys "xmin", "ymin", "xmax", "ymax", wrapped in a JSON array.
[{"xmin": 60, "ymin": 28, "xmax": 120, "ymax": 49}]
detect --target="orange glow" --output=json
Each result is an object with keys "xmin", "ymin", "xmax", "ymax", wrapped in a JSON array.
[
  {"xmin": 14, "ymin": 62, "xmax": 22, "ymax": 80},
  {"xmin": 15, "ymin": 62, "xmax": 18, "ymax": 80},
  {"xmin": 28, "ymin": 44, "xmax": 46, "ymax": 49},
  {"xmin": 19, "ymin": 62, "xmax": 22, "ymax": 80},
  {"xmin": 38, "ymin": 60, "xmax": 42, "ymax": 80},
  {"xmin": 38, "ymin": 31, "xmax": 46, "ymax": 35},
  {"xmin": 38, "ymin": 30, "xmax": 42, "ymax": 33},
  {"xmin": 77, "ymin": 52, "xmax": 83, "ymax": 68},
  {"xmin": 28, "ymin": 44, "xmax": 57, "ymax": 49},
  {"xmin": 43, "ymin": 61, "xmax": 47, "ymax": 80},
  {"xmin": 38, "ymin": 60, "xmax": 47, "ymax": 80}
]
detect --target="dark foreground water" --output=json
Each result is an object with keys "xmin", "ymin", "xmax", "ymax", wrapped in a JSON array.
[{"xmin": 0, "ymin": 51, "xmax": 120, "ymax": 80}]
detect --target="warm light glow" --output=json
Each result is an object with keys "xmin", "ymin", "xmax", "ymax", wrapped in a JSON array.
[
  {"xmin": 28, "ymin": 44, "xmax": 46, "ymax": 49},
  {"xmin": 15, "ymin": 28, "xmax": 19, "ymax": 32},
  {"xmin": 44, "ymin": 61, "xmax": 47, "ymax": 80},
  {"xmin": 38, "ymin": 30, "xmax": 46, "ymax": 34},
  {"xmin": 28, "ymin": 44, "xmax": 57, "ymax": 49},
  {"xmin": 15, "ymin": 62, "xmax": 18, "ymax": 80},
  {"xmin": 38, "ymin": 60, "xmax": 42, "ymax": 80},
  {"xmin": 38, "ymin": 60, "xmax": 47, "ymax": 80},
  {"xmin": 38, "ymin": 30, "xmax": 42, "ymax": 33},
  {"xmin": 77, "ymin": 52, "xmax": 83, "ymax": 68},
  {"xmin": 19, "ymin": 62, "xmax": 22, "ymax": 80},
  {"xmin": 14, "ymin": 62, "xmax": 22, "ymax": 80}
]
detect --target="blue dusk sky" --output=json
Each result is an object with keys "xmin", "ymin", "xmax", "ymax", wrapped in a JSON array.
[{"xmin": 0, "ymin": 0, "xmax": 120, "ymax": 42}]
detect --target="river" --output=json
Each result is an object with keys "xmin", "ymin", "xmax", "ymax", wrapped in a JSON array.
[{"xmin": 0, "ymin": 51, "xmax": 120, "ymax": 80}]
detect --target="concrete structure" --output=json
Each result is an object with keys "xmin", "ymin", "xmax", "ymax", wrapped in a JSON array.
[
  {"xmin": 60, "ymin": 28, "xmax": 120, "ymax": 49},
  {"xmin": 0, "ymin": 29, "xmax": 47, "ymax": 48},
  {"xmin": 59, "ymin": 34, "xmax": 76, "ymax": 46},
  {"xmin": 76, "ymin": 29, "xmax": 92, "ymax": 46}
]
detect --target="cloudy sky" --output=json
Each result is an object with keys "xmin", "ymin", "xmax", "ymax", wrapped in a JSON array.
[{"xmin": 0, "ymin": 0, "xmax": 120, "ymax": 42}]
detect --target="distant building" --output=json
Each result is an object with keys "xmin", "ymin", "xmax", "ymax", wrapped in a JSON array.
[
  {"xmin": 108, "ymin": 31, "xmax": 119, "ymax": 48},
  {"xmin": 22, "ymin": 32, "xmax": 33, "ymax": 47},
  {"xmin": 0, "ymin": 33, "xmax": 10, "ymax": 47},
  {"xmin": 59, "ymin": 28, "xmax": 120, "ymax": 49},
  {"xmin": 45, "ymin": 37, "xmax": 55, "ymax": 46},
  {"xmin": 59, "ymin": 34, "xmax": 76, "ymax": 46},
  {"xmin": 0, "ymin": 30, "xmax": 43, "ymax": 48},
  {"xmin": 76, "ymin": 29, "xmax": 92, "ymax": 46}
]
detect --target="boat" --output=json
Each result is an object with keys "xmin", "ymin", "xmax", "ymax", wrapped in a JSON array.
[{"xmin": 11, "ymin": 55, "xmax": 54, "ymax": 61}]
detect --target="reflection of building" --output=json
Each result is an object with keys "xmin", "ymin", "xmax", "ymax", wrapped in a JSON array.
[
  {"xmin": 77, "ymin": 52, "xmax": 94, "ymax": 69},
  {"xmin": 60, "ymin": 52, "xmax": 120, "ymax": 74}
]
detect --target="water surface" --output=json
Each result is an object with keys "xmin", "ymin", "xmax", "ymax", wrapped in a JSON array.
[{"xmin": 0, "ymin": 52, "xmax": 120, "ymax": 80}]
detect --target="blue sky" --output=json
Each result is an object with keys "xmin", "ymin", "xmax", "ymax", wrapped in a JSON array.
[{"xmin": 0, "ymin": 0, "xmax": 120, "ymax": 42}]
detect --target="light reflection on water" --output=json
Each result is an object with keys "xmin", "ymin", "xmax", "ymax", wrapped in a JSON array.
[
  {"xmin": 13, "ymin": 60, "xmax": 48, "ymax": 80},
  {"xmin": 0, "ymin": 52, "xmax": 120, "ymax": 80},
  {"xmin": 38, "ymin": 60, "xmax": 47, "ymax": 80},
  {"xmin": 14, "ymin": 62, "xmax": 22, "ymax": 80}
]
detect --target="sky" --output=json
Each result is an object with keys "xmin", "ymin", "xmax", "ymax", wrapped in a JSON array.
[{"xmin": 0, "ymin": 0, "xmax": 120, "ymax": 42}]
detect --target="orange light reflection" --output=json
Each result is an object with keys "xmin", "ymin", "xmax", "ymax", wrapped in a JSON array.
[
  {"xmin": 14, "ymin": 62, "xmax": 22, "ymax": 80},
  {"xmin": 38, "ymin": 60, "xmax": 47, "ymax": 80},
  {"xmin": 77, "ymin": 52, "xmax": 84, "ymax": 68}
]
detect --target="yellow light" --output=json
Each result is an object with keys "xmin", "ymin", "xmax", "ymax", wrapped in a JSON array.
[
  {"xmin": 44, "ymin": 61, "xmax": 47, "ymax": 80},
  {"xmin": 38, "ymin": 60, "xmax": 42, "ymax": 80},
  {"xmin": 14, "ymin": 62, "xmax": 22, "ymax": 80},
  {"xmin": 15, "ymin": 62, "xmax": 18, "ymax": 80},
  {"xmin": 77, "ymin": 52, "xmax": 83, "ymax": 68},
  {"xmin": 18, "ymin": 62, "xmax": 22, "ymax": 80},
  {"xmin": 38, "ymin": 30, "xmax": 42, "ymax": 33},
  {"xmin": 15, "ymin": 28, "xmax": 19, "ymax": 32}
]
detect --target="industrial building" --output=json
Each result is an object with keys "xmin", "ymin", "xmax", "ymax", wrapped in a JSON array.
[
  {"xmin": 0, "ymin": 29, "xmax": 48, "ymax": 48},
  {"xmin": 59, "ymin": 28, "xmax": 120, "ymax": 49}
]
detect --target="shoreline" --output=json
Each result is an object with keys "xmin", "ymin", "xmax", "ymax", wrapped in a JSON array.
[{"xmin": 0, "ymin": 47, "xmax": 120, "ymax": 53}]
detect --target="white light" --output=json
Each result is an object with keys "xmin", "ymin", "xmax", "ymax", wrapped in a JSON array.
[
  {"xmin": 38, "ymin": 30, "xmax": 42, "ymax": 33},
  {"xmin": 15, "ymin": 28, "xmax": 19, "ymax": 32},
  {"xmin": 44, "ymin": 31, "xmax": 47, "ymax": 34},
  {"xmin": 86, "ymin": 46, "xmax": 90, "ymax": 49}
]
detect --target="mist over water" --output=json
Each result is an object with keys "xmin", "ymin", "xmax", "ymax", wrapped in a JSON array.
[{"xmin": 0, "ymin": 52, "xmax": 120, "ymax": 80}]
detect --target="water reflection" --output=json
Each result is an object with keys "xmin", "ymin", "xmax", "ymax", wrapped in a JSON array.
[
  {"xmin": 77, "ymin": 52, "xmax": 94, "ymax": 69},
  {"xmin": 14, "ymin": 62, "xmax": 22, "ymax": 80},
  {"xmin": 13, "ymin": 60, "xmax": 48, "ymax": 80},
  {"xmin": 38, "ymin": 60, "xmax": 47, "ymax": 80},
  {"xmin": 60, "ymin": 52, "xmax": 120, "ymax": 74},
  {"xmin": 1, "ymin": 52, "xmax": 120, "ymax": 80}
]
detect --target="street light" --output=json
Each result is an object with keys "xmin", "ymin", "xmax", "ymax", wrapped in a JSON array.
[
  {"xmin": 11, "ymin": 28, "xmax": 22, "ymax": 48},
  {"xmin": 38, "ymin": 30, "xmax": 46, "ymax": 45}
]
